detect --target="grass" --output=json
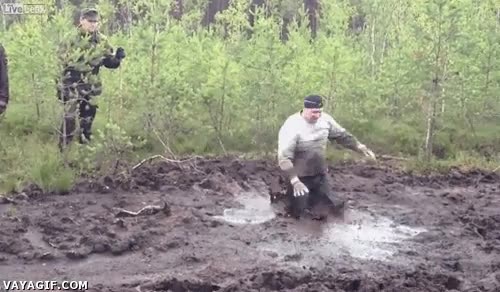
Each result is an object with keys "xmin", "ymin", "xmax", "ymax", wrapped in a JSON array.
[{"xmin": 1, "ymin": 111, "xmax": 499, "ymax": 196}]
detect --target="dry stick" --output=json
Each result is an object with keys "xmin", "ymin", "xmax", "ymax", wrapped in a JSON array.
[
  {"xmin": 151, "ymin": 125, "xmax": 177, "ymax": 159},
  {"xmin": 378, "ymin": 154, "xmax": 410, "ymax": 161},
  {"xmin": 217, "ymin": 134, "xmax": 227, "ymax": 156},
  {"xmin": 114, "ymin": 201, "xmax": 169, "ymax": 217},
  {"xmin": 151, "ymin": 122, "xmax": 208, "ymax": 173},
  {"xmin": 132, "ymin": 154, "xmax": 203, "ymax": 171},
  {"xmin": 132, "ymin": 154, "xmax": 168, "ymax": 170},
  {"xmin": 145, "ymin": 112, "xmax": 179, "ymax": 162}
]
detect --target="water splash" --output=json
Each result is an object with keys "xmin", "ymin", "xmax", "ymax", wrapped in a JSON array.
[
  {"xmin": 214, "ymin": 191, "xmax": 276, "ymax": 225},
  {"xmin": 316, "ymin": 209, "xmax": 426, "ymax": 260},
  {"xmin": 258, "ymin": 208, "xmax": 426, "ymax": 263}
]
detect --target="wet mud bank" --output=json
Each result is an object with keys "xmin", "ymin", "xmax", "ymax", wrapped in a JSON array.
[{"xmin": 0, "ymin": 157, "xmax": 499, "ymax": 291}]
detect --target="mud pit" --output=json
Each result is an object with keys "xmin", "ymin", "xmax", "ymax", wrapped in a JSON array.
[{"xmin": 1, "ymin": 157, "xmax": 499, "ymax": 291}]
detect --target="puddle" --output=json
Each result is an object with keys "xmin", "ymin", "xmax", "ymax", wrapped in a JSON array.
[
  {"xmin": 213, "ymin": 191, "xmax": 276, "ymax": 225},
  {"xmin": 317, "ymin": 209, "xmax": 426, "ymax": 260},
  {"xmin": 213, "ymin": 190, "xmax": 426, "ymax": 263},
  {"xmin": 258, "ymin": 208, "xmax": 426, "ymax": 263}
]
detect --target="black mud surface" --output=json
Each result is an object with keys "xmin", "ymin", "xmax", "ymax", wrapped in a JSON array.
[{"xmin": 0, "ymin": 157, "xmax": 499, "ymax": 291}]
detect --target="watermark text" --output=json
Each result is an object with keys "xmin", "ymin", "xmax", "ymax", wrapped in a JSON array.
[
  {"xmin": 1, "ymin": 3, "xmax": 47, "ymax": 15},
  {"xmin": 2, "ymin": 280, "xmax": 89, "ymax": 290}
]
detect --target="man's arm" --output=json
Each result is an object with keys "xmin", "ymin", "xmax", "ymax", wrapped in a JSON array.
[
  {"xmin": 326, "ymin": 115, "xmax": 362, "ymax": 152},
  {"xmin": 99, "ymin": 34, "xmax": 125, "ymax": 69},
  {"xmin": 278, "ymin": 118, "xmax": 310, "ymax": 196},
  {"xmin": 0, "ymin": 44, "xmax": 9, "ymax": 114},
  {"xmin": 277, "ymin": 119, "xmax": 299, "ymax": 180},
  {"xmin": 326, "ymin": 114, "xmax": 376, "ymax": 159}
]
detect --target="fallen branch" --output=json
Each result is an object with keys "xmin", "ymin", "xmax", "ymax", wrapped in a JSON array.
[
  {"xmin": 132, "ymin": 154, "xmax": 203, "ymax": 171},
  {"xmin": 0, "ymin": 196, "xmax": 16, "ymax": 204},
  {"xmin": 114, "ymin": 200, "xmax": 170, "ymax": 217},
  {"xmin": 378, "ymin": 154, "xmax": 410, "ymax": 161},
  {"xmin": 132, "ymin": 154, "xmax": 164, "ymax": 170}
]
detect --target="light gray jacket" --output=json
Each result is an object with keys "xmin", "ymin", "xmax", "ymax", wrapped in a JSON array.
[{"xmin": 278, "ymin": 111, "xmax": 361, "ymax": 177}]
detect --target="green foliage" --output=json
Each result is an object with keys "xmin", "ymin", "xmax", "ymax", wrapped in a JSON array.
[
  {"xmin": 0, "ymin": 0, "xmax": 499, "ymax": 191},
  {"xmin": 0, "ymin": 133, "xmax": 74, "ymax": 194},
  {"xmin": 28, "ymin": 146, "xmax": 75, "ymax": 193},
  {"xmin": 75, "ymin": 122, "xmax": 147, "ymax": 174}
]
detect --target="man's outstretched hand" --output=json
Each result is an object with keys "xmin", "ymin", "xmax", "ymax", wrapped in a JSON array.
[{"xmin": 357, "ymin": 143, "xmax": 376, "ymax": 160}]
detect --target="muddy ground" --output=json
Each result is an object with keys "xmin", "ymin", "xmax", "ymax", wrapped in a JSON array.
[{"xmin": 0, "ymin": 156, "xmax": 499, "ymax": 292}]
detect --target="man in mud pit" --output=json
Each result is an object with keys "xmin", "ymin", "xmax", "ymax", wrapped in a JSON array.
[
  {"xmin": 56, "ymin": 8, "xmax": 126, "ymax": 151},
  {"xmin": 0, "ymin": 43, "xmax": 9, "ymax": 116},
  {"xmin": 277, "ymin": 94, "xmax": 376, "ymax": 219}
]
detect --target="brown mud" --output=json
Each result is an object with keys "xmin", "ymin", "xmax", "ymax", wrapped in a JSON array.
[{"xmin": 0, "ymin": 156, "xmax": 499, "ymax": 291}]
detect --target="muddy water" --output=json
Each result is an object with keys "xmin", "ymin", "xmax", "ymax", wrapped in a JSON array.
[
  {"xmin": 215, "ymin": 192, "xmax": 426, "ymax": 265},
  {"xmin": 213, "ymin": 191, "xmax": 276, "ymax": 224},
  {"xmin": 315, "ymin": 209, "xmax": 426, "ymax": 260}
]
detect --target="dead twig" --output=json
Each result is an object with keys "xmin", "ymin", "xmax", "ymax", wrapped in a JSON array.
[
  {"xmin": 114, "ymin": 200, "xmax": 170, "ymax": 217},
  {"xmin": 146, "ymin": 121, "xmax": 205, "ymax": 173},
  {"xmin": 132, "ymin": 154, "xmax": 203, "ymax": 171},
  {"xmin": 47, "ymin": 241, "xmax": 58, "ymax": 249},
  {"xmin": 151, "ymin": 124, "xmax": 177, "ymax": 160},
  {"xmin": 378, "ymin": 154, "xmax": 410, "ymax": 161},
  {"xmin": 0, "ymin": 196, "xmax": 16, "ymax": 204}
]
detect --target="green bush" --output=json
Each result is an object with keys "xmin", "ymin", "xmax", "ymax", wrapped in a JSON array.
[{"xmin": 0, "ymin": 0, "xmax": 499, "ymax": 191}]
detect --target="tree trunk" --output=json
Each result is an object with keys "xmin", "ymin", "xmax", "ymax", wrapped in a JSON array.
[
  {"xmin": 424, "ymin": 84, "xmax": 438, "ymax": 162},
  {"xmin": 170, "ymin": 0, "xmax": 183, "ymax": 20},
  {"xmin": 202, "ymin": 0, "xmax": 230, "ymax": 27},
  {"xmin": 304, "ymin": 0, "xmax": 320, "ymax": 38}
]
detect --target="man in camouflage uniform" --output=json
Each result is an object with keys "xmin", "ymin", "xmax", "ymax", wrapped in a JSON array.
[
  {"xmin": 56, "ymin": 8, "xmax": 126, "ymax": 151},
  {"xmin": 0, "ymin": 43, "xmax": 9, "ymax": 116},
  {"xmin": 277, "ymin": 94, "xmax": 376, "ymax": 219}
]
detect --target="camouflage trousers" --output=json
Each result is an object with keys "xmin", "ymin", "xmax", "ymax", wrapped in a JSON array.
[{"xmin": 58, "ymin": 95, "xmax": 97, "ymax": 151}]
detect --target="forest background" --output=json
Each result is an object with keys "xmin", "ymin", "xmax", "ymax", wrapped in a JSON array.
[{"xmin": 0, "ymin": 0, "xmax": 499, "ymax": 193}]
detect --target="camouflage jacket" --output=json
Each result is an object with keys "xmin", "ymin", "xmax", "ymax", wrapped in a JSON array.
[
  {"xmin": 0, "ymin": 44, "xmax": 9, "ymax": 110},
  {"xmin": 56, "ymin": 28, "xmax": 121, "ymax": 101}
]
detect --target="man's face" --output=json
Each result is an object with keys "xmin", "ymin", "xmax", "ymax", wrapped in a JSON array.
[
  {"xmin": 79, "ymin": 17, "xmax": 99, "ymax": 33},
  {"xmin": 302, "ymin": 108, "xmax": 322, "ymax": 123}
]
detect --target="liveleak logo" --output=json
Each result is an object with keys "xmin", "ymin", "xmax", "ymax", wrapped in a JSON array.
[{"xmin": 1, "ymin": 3, "xmax": 47, "ymax": 15}]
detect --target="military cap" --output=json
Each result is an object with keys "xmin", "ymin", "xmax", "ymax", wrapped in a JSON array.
[{"xmin": 80, "ymin": 8, "xmax": 99, "ymax": 20}]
